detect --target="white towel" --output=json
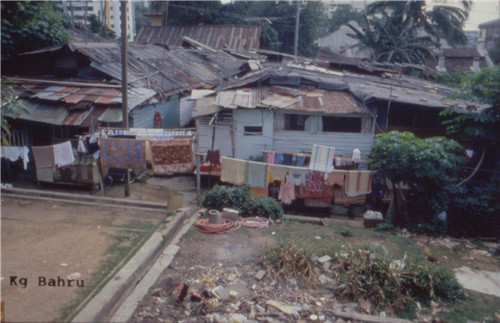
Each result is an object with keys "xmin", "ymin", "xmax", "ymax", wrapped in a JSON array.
[
  {"xmin": 53, "ymin": 141, "xmax": 75, "ymax": 167},
  {"xmin": 1, "ymin": 146, "xmax": 21, "ymax": 162}
]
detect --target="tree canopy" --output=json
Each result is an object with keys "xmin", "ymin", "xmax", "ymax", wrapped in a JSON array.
[
  {"xmin": 1, "ymin": 1, "xmax": 69, "ymax": 57},
  {"xmin": 347, "ymin": 0, "xmax": 470, "ymax": 64}
]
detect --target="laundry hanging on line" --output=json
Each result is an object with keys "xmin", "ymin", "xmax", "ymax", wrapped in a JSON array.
[
  {"xmin": 99, "ymin": 138, "xmax": 146, "ymax": 169},
  {"xmin": 1, "ymin": 146, "xmax": 30, "ymax": 170}
]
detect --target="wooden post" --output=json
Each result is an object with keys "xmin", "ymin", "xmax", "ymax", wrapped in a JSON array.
[{"xmin": 120, "ymin": 0, "xmax": 130, "ymax": 197}]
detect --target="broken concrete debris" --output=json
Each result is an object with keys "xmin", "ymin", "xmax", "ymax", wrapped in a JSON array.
[{"xmin": 254, "ymin": 270, "xmax": 266, "ymax": 281}]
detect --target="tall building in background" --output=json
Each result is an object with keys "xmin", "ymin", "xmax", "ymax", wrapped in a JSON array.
[{"xmin": 60, "ymin": 0, "xmax": 136, "ymax": 41}]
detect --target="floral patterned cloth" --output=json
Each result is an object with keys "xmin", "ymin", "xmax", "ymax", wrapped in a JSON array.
[{"xmin": 150, "ymin": 139, "xmax": 194, "ymax": 175}]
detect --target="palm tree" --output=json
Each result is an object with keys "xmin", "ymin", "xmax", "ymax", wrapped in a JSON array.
[
  {"xmin": 347, "ymin": 15, "xmax": 435, "ymax": 64},
  {"xmin": 366, "ymin": 0, "xmax": 471, "ymax": 46}
]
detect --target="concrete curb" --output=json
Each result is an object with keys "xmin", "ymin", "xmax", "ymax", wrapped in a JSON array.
[
  {"xmin": 71, "ymin": 206, "xmax": 196, "ymax": 323},
  {"xmin": 1, "ymin": 187, "xmax": 167, "ymax": 211},
  {"xmin": 110, "ymin": 210, "xmax": 201, "ymax": 322}
]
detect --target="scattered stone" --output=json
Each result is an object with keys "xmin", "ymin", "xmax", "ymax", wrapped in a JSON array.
[
  {"xmin": 255, "ymin": 304, "xmax": 266, "ymax": 313},
  {"xmin": 254, "ymin": 270, "xmax": 266, "ymax": 281},
  {"xmin": 266, "ymin": 300, "xmax": 299, "ymax": 316},
  {"xmin": 319, "ymin": 315, "xmax": 325, "ymax": 321},
  {"xmin": 229, "ymin": 290, "xmax": 238, "ymax": 299},
  {"xmin": 310, "ymin": 314, "xmax": 318, "ymax": 321},
  {"xmin": 322, "ymin": 262, "xmax": 331, "ymax": 271},
  {"xmin": 213, "ymin": 282, "xmax": 252, "ymax": 300},
  {"xmin": 229, "ymin": 313, "xmax": 248, "ymax": 322},
  {"xmin": 315, "ymin": 301, "xmax": 322, "ymax": 306},
  {"xmin": 318, "ymin": 255, "xmax": 332, "ymax": 264}
]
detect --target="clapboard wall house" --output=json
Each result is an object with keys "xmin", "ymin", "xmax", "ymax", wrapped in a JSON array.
[
  {"xmin": 193, "ymin": 62, "xmax": 469, "ymax": 160},
  {"xmin": 2, "ymin": 41, "xmax": 248, "ymax": 147}
]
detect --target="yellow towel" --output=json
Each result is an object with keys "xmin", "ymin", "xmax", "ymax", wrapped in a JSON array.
[
  {"xmin": 221, "ymin": 157, "xmax": 246, "ymax": 185},
  {"xmin": 345, "ymin": 170, "xmax": 373, "ymax": 197}
]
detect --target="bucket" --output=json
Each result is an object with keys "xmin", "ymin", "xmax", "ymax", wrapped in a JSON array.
[{"xmin": 208, "ymin": 209, "xmax": 220, "ymax": 224}]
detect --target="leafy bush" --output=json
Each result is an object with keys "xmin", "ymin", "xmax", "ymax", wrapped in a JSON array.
[
  {"xmin": 244, "ymin": 196, "xmax": 283, "ymax": 220},
  {"xmin": 202, "ymin": 185, "xmax": 283, "ymax": 220},
  {"xmin": 368, "ymin": 131, "xmax": 464, "ymax": 231},
  {"xmin": 447, "ymin": 179, "xmax": 500, "ymax": 238},
  {"xmin": 202, "ymin": 185, "xmax": 251, "ymax": 211}
]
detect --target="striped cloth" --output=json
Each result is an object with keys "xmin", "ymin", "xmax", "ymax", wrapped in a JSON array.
[
  {"xmin": 345, "ymin": 170, "xmax": 374, "ymax": 197},
  {"xmin": 309, "ymin": 144, "xmax": 335, "ymax": 173}
]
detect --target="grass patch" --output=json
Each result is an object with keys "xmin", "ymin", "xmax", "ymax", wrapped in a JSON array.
[
  {"xmin": 439, "ymin": 291, "xmax": 500, "ymax": 323},
  {"xmin": 55, "ymin": 219, "xmax": 162, "ymax": 322}
]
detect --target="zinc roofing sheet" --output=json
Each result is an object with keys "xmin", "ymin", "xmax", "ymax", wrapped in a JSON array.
[
  {"xmin": 98, "ymin": 107, "xmax": 123, "ymax": 123},
  {"xmin": 136, "ymin": 25, "xmax": 261, "ymax": 51},
  {"xmin": 215, "ymin": 86, "xmax": 366, "ymax": 115}
]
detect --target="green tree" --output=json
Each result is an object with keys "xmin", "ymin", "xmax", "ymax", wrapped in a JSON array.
[
  {"xmin": 1, "ymin": 79, "xmax": 29, "ymax": 145},
  {"xmin": 348, "ymin": 1, "xmax": 471, "ymax": 64},
  {"xmin": 328, "ymin": 5, "xmax": 364, "ymax": 32},
  {"xmin": 88, "ymin": 14, "xmax": 116, "ymax": 39},
  {"xmin": 1, "ymin": 1, "xmax": 69, "ymax": 57},
  {"xmin": 347, "ymin": 15, "xmax": 434, "ymax": 63},
  {"xmin": 440, "ymin": 66, "xmax": 500, "ymax": 182},
  {"xmin": 134, "ymin": 2, "xmax": 151, "ymax": 32},
  {"xmin": 367, "ymin": 1, "xmax": 470, "ymax": 46},
  {"xmin": 368, "ymin": 131, "xmax": 464, "ymax": 232}
]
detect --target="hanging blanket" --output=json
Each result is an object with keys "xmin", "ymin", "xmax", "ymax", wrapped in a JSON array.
[
  {"xmin": 150, "ymin": 139, "xmax": 193, "ymax": 174},
  {"xmin": 221, "ymin": 157, "xmax": 246, "ymax": 185},
  {"xmin": 299, "ymin": 182, "xmax": 334, "ymax": 204},
  {"xmin": 326, "ymin": 170, "xmax": 346, "ymax": 186},
  {"xmin": 305, "ymin": 170, "xmax": 326, "ymax": 193},
  {"xmin": 99, "ymin": 138, "xmax": 146, "ymax": 169},
  {"xmin": 245, "ymin": 161, "xmax": 268, "ymax": 188},
  {"xmin": 309, "ymin": 144, "xmax": 335, "ymax": 173},
  {"xmin": 270, "ymin": 164, "xmax": 288, "ymax": 181},
  {"xmin": 346, "ymin": 170, "xmax": 374, "ymax": 197},
  {"xmin": 32, "ymin": 145, "xmax": 55, "ymax": 169}
]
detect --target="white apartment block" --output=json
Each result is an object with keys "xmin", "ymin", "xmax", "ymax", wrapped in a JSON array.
[{"xmin": 60, "ymin": 0, "xmax": 136, "ymax": 41}]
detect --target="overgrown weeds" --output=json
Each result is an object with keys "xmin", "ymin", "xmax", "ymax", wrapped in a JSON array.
[
  {"xmin": 331, "ymin": 247, "xmax": 465, "ymax": 313},
  {"xmin": 262, "ymin": 240, "xmax": 465, "ymax": 317},
  {"xmin": 262, "ymin": 241, "xmax": 317, "ymax": 288}
]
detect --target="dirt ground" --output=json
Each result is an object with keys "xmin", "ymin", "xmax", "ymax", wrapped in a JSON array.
[
  {"xmin": 0, "ymin": 194, "xmax": 168, "ymax": 323},
  {"xmin": 132, "ymin": 220, "xmax": 500, "ymax": 323}
]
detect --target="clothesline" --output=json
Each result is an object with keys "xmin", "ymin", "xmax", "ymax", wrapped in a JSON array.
[{"xmin": 220, "ymin": 156, "xmax": 375, "ymax": 206}]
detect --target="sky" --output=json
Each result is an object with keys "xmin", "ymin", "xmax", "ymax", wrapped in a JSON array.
[{"xmin": 427, "ymin": 0, "xmax": 500, "ymax": 30}]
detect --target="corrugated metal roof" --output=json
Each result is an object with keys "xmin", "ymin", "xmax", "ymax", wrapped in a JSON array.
[
  {"xmin": 98, "ymin": 107, "xmax": 123, "ymax": 123},
  {"xmin": 13, "ymin": 79, "xmax": 156, "ymax": 111},
  {"xmin": 10, "ymin": 99, "xmax": 95, "ymax": 126},
  {"xmin": 136, "ymin": 25, "xmax": 261, "ymax": 51},
  {"xmin": 72, "ymin": 43, "xmax": 247, "ymax": 96},
  {"xmin": 14, "ymin": 100, "xmax": 69, "ymax": 125},
  {"xmin": 215, "ymin": 86, "xmax": 366, "ymax": 115}
]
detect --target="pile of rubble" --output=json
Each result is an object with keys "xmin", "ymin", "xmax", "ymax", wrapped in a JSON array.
[{"xmin": 132, "ymin": 260, "xmax": 404, "ymax": 323}]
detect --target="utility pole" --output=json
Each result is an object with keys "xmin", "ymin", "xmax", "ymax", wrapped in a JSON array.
[
  {"xmin": 121, "ymin": 0, "xmax": 130, "ymax": 197},
  {"xmin": 294, "ymin": 1, "xmax": 301, "ymax": 60}
]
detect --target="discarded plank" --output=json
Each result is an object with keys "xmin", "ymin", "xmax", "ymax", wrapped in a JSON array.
[
  {"xmin": 266, "ymin": 300, "xmax": 298, "ymax": 316},
  {"xmin": 332, "ymin": 311, "xmax": 412, "ymax": 323}
]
